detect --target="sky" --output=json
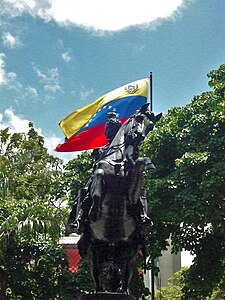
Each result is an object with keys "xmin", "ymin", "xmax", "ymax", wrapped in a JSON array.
[{"xmin": 0, "ymin": 0, "xmax": 225, "ymax": 162}]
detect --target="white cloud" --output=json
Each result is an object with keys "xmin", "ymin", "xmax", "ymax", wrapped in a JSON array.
[
  {"xmin": 0, "ymin": 108, "xmax": 75, "ymax": 161},
  {"xmin": 0, "ymin": 53, "xmax": 17, "ymax": 85},
  {"xmin": 0, "ymin": 53, "xmax": 6, "ymax": 84},
  {"xmin": 0, "ymin": 54, "xmax": 59, "ymax": 102},
  {"xmin": 0, "ymin": 108, "xmax": 30, "ymax": 133},
  {"xmin": 0, "ymin": 55, "xmax": 39, "ymax": 101},
  {"xmin": 1, "ymin": 0, "xmax": 187, "ymax": 31},
  {"xmin": 49, "ymin": 0, "xmax": 184, "ymax": 31},
  {"xmin": 43, "ymin": 133, "xmax": 76, "ymax": 161},
  {"xmin": 26, "ymin": 85, "xmax": 38, "ymax": 97},
  {"xmin": 80, "ymin": 86, "xmax": 94, "ymax": 102},
  {"xmin": 62, "ymin": 51, "xmax": 71, "ymax": 62},
  {"xmin": 2, "ymin": 31, "xmax": 20, "ymax": 48},
  {"xmin": 0, "ymin": 0, "xmax": 51, "ymax": 18},
  {"xmin": 33, "ymin": 65, "xmax": 62, "ymax": 93}
]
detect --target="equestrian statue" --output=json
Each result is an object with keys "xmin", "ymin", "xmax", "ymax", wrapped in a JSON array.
[{"xmin": 66, "ymin": 103, "xmax": 161, "ymax": 297}]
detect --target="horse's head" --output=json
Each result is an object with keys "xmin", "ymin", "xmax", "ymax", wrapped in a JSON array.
[{"xmin": 130, "ymin": 103, "xmax": 162, "ymax": 139}]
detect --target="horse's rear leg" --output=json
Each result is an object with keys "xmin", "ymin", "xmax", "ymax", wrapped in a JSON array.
[
  {"xmin": 92, "ymin": 264, "xmax": 103, "ymax": 293},
  {"xmin": 91, "ymin": 248, "xmax": 104, "ymax": 293}
]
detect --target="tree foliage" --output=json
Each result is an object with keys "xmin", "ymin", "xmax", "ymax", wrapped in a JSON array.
[
  {"xmin": 3, "ymin": 240, "xmax": 70, "ymax": 300},
  {"xmin": 153, "ymin": 266, "xmax": 225, "ymax": 300},
  {"xmin": 0, "ymin": 123, "xmax": 69, "ymax": 299},
  {"xmin": 154, "ymin": 267, "xmax": 188, "ymax": 300},
  {"xmin": 142, "ymin": 64, "xmax": 225, "ymax": 299},
  {"xmin": 63, "ymin": 151, "xmax": 95, "ymax": 207}
]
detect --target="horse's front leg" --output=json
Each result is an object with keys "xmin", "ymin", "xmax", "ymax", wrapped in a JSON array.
[
  {"xmin": 117, "ymin": 254, "xmax": 135, "ymax": 294},
  {"xmin": 127, "ymin": 158, "xmax": 145, "ymax": 206},
  {"xmin": 128, "ymin": 157, "xmax": 155, "ymax": 205},
  {"xmin": 89, "ymin": 169, "xmax": 104, "ymax": 222},
  {"xmin": 127, "ymin": 158, "xmax": 155, "ymax": 228},
  {"xmin": 120, "ymin": 241, "xmax": 140, "ymax": 295}
]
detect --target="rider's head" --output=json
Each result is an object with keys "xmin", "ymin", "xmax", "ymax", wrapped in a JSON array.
[{"xmin": 107, "ymin": 111, "xmax": 117, "ymax": 119}]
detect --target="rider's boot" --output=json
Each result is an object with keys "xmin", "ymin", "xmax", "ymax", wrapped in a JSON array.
[
  {"xmin": 77, "ymin": 221, "xmax": 92, "ymax": 257},
  {"xmin": 71, "ymin": 194, "xmax": 92, "ymax": 234}
]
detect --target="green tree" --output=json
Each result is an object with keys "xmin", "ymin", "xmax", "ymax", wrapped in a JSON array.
[
  {"xmin": 3, "ymin": 240, "xmax": 70, "ymax": 300},
  {"xmin": 62, "ymin": 258, "xmax": 94, "ymax": 299},
  {"xmin": 206, "ymin": 285, "xmax": 225, "ymax": 300},
  {"xmin": 151, "ymin": 266, "xmax": 225, "ymax": 300},
  {"xmin": 154, "ymin": 267, "xmax": 188, "ymax": 300},
  {"xmin": 0, "ymin": 123, "xmax": 69, "ymax": 299},
  {"xmin": 63, "ymin": 151, "xmax": 95, "ymax": 207},
  {"xmin": 142, "ymin": 64, "xmax": 225, "ymax": 299}
]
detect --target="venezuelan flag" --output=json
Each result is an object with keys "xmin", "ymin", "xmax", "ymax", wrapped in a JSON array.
[{"xmin": 55, "ymin": 78, "xmax": 148, "ymax": 152}]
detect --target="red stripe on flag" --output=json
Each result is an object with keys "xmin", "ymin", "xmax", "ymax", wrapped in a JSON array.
[{"xmin": 55, "ymin": 118, "xmax": 128, "ymax": 152}]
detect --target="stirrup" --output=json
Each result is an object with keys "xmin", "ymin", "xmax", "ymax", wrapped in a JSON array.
[
  {"xmin": 70, "ymin": 221, "xmax": 82, "ymax": 234},
  {"xmin": 141, "ymin": 216, "xmax": 153, "ymax": 228}
]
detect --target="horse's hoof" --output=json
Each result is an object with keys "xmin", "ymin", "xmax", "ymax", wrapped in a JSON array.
[{"xmin": 116, "ymin": 287, "xmax": 129, "ymax": 294}]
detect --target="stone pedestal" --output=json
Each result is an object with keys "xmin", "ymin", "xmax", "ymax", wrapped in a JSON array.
[{"xmin": 79, "ymin": 292, "xmax": 136, "ymax": 300}]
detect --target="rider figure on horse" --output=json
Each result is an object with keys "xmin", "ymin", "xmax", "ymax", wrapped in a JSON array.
[
  {"xmin": 105, "ymin": 111, "xmax": 122, "ymax": 143},
  {"xmin": 92, "ymin": 111, "xmax": 122, "ymax": 160}
]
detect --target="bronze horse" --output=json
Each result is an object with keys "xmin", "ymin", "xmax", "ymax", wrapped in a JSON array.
[{"xmin": 67, "ymin": 104, "xmax": 161, "ymax": 294}]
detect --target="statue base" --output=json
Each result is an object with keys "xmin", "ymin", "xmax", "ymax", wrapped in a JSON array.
[{"xmin": 79, "ymin": 292, "xmax": 136, "ymax": 300}]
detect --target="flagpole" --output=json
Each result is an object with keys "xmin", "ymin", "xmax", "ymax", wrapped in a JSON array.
[
  {"xmin": 148, "ymin": 72, "xmax": 153, "ymax": 111},
  {"xmin": 148, "ymin": 71, "xmax": 155, "ymax": 300}
]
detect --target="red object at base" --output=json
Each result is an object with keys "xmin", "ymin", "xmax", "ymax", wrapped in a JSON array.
[{"xmin": 65, "ymin": 247, "xmax": 81, "ymax": 272}]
